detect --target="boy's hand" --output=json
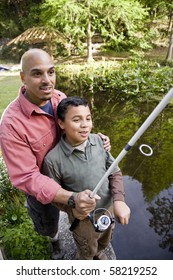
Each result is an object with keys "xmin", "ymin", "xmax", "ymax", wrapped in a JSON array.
[
  {"xmin": 71, "ymin": 208, "xmax": 88, "ymax": 220},
  {"xmin": 113, "ymin": 201, "xmax": 131, "ymax": 225}
]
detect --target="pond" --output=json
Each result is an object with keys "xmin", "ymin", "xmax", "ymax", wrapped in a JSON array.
[{"xmin": 92, "ymin": 92, "xmax": 173, "ymax": 260}]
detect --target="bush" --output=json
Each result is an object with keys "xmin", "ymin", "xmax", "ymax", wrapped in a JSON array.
[
  {"xmin": 3, "ymin": 219, "xmax": 50, "ymax": 260},
  {"xmin": 0, "ymin": 156, "xmax": 50, "ymax": 259},
  {"xmin": 56, "ymin": 58, "xmax": 173, "ymax": 104}
]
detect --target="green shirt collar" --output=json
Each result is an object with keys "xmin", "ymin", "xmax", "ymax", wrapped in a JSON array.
[{"xmin": 59, "ymin": 134, "xmax": 97, "ymax": 156}]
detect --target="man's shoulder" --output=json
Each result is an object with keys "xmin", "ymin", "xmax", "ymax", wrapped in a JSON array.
[{"xmin": 53, "ymin": 89, "xmax": 66, "ymax": 100}]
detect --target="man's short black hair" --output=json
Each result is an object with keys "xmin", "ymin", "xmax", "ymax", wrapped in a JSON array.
[{"xmin": 57, "ymin": 96, "xmax": 89, "ymax": 121}]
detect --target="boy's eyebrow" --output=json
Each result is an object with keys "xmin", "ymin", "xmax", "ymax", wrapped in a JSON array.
[{"xmin": 72, "ymin": 113, "xmax": 91, "ymax": 118}]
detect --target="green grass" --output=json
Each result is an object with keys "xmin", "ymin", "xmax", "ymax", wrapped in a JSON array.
[{"xmin": 0, "ymin": 75, "xmax": 21, "ymax": 117}]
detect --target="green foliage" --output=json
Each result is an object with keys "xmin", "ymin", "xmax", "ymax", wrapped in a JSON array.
[
  {"xmin": 92, "ymin": 0, "xmax": 150, "ymax": 51},
  {"xmin": 0, "ymin": 0, "xmax": 42, "ymax": 38},
  {"xmin": 3, "ymin": 220, "xmax": 50, "ymax": 260},
  {"xmin": 0, "ymin": 156, "xmax": 50, "ymax": 259},
  {"xmin": 0, "ymin": 0, "xmax": 170, "ymax": 57},
  {"xmin": 40, "ymin": 0, "xmax": 151, "ymax": 52},
  {"xmin": 56, "ymin": 58, "xmax": 173, "ymax": 103}
]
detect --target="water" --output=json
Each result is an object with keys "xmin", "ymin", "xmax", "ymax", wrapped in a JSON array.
[
  {"xmin": 92, "ymin": 93, "xmax": 173, "ymax": 260},
  {"xmin": 112, "ymin": 177, "xmax": 173, "ymax": 260}
]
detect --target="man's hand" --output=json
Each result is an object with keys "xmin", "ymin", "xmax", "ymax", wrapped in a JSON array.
[
  {"xmin": 113, "ymin": 201, "xmax": 131, "ymax": 225},
  {"xmin": 98, "ymin": 132, "xmax": 111, "ymax": 152},
  {"xmin": 74, "ymin": 189, "xmax": 100, "ymax": 217}
]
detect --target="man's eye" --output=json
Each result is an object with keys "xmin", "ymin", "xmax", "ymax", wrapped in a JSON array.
[
  {"xmin": 34, "ymin": 72, "xmax": 41, "ymax": 77},
  {"xmin": 49, "ymin": 69, "xmax": 55, "ymax": 75}
]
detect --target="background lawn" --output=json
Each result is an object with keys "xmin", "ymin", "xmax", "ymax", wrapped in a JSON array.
[{"xmin": 0, "ymin": 74, "xmax": 21, "ymax": 117}]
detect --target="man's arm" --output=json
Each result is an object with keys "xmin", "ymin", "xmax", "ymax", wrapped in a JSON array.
[
  {"xmin": 53, "ymin": 188, "xmax": 99, "ymax": 218},
  {"xmin": 0, "ymin": 131, "xmax": 60, "ymax": 204}
]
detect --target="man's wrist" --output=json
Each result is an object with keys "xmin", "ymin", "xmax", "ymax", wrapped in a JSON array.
[{"xmin": 67, "ymin": 192, "xmax": 77, "ymax": 208}]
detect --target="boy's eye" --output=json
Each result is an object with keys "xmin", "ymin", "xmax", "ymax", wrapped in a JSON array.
[
  {"xmin": 87, "ymin": 117, "xmax": 92, "ymax": 121},
  {"xmin": 73, "ymin": 119, "xmax": 80, "ymax": 122}
]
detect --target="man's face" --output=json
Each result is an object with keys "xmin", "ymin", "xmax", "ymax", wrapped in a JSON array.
[
  {"xmin": 20, "ymin": 52, "xmax": 56, "ymax": 106},
  {"xmin": 58, "ymin": 105, "xmax": 93, "ymax": 146}
]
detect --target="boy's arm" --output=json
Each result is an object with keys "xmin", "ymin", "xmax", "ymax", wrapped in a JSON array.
[
  {"xmin": 108, "ymin": 171, "xmax": 125, "ymax": 202},
  {"xmin": 109, "ymin": 171, "xmax": 131, "ymax": 225}
]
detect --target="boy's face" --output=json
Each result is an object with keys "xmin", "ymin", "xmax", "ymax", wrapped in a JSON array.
[{"xmin": 58, "ymin": 105, "xmax": 93, "ymax": 146}]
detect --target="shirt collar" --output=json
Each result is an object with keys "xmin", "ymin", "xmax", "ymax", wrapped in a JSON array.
[
  {"xmin": 18, "ymin": 86, "xmax": 59, "ymax": 118},
  {"xmin": 59, "ymin": 134, "xmax": 96, "ymax": 156}
]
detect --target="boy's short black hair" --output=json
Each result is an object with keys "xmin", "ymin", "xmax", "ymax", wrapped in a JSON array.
[{"xmin": 57, "ymin": 96, "xmax": 89, "ymax": 121}]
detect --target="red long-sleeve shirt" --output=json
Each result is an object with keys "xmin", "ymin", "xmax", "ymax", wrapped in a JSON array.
[{"xmin": 0, "ymin": 86, "xmax": 66, "ymax": 204}]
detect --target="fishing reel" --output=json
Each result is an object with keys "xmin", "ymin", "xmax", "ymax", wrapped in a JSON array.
[{"xmin": 89, "ymin": 208, "xmax": 115, "ymax": 232}]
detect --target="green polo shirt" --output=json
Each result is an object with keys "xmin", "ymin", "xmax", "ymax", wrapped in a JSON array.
[{"xmin": 43, "ymin": 133, "xmax": 120, "ymax": 209}]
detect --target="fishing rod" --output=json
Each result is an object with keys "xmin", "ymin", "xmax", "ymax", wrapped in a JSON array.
[
  {"xmin": 90, "ymin": 87, "xmax": 173, "ymax": 198},
  {"xmin": 70, "ymin": 88, "xmax": 173, "ymax": 231}
]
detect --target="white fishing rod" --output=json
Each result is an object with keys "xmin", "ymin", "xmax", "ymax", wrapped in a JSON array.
[{"xmin": 90, "ymin": 87, "xmax": 173, "ymax": 198}]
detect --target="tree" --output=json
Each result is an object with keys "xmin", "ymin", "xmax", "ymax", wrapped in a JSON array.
[
  {"xmin": 40, "ymin": 0, "xmax": 149, "ymax": 59},
  {"xmin": 140, "ymin": 0, "xmax": 173, "ymax": 61},
  {"xmin": 0, "ymin": 0, "xmax": 42, "ymax": 38}
]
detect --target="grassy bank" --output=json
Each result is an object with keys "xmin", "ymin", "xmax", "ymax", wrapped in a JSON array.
[{"xmin": 0, "ymin": 75, "xmax": 21, "ymax": 117}]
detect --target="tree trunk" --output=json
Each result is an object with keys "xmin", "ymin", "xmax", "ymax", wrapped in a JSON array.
[
  {"xmin": 166, "ymin": 31, "xmax": 173, "ymax": 61},
  {"xmin": 166, "ymin": 15, "xmax": 173, "ymax": 61},
  {"xmin": 86, "ymin": 0, "xmax": 93, "ymax": 62}
]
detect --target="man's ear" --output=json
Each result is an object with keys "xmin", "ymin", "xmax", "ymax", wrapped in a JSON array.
[
  {"xmin": 58, "ymin": 119, "xmax": 65, "ymax": 129},
  {"xmin": 20, "ymin": 71, "xmax": 25, "ymax": 83}
]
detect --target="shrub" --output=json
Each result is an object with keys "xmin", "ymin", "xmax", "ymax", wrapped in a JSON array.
[
  {"xmin": 56, "ymin": 58, "xmax": 173, "ymax": 104},
  {"xmin": 0, "ymin": 156, "xmax": 50, "ymax": 259}
]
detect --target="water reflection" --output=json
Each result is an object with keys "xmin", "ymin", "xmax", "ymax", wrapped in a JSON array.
[
  {"xmin": 147, "ymin": 189, "xmax": 173, "ymax": 253},
  {"xmin": 92, "ymin": 94, "xmax": 173, "ymax": 259}
]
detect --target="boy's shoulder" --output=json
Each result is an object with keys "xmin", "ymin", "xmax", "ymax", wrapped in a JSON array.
[
  {"xmin": 45, "ymin": 142, "xmax": 61, "ymax": 162},
  {"xmin": 89, "ymin": 133, "xmax": 104, "ymax": 147}
]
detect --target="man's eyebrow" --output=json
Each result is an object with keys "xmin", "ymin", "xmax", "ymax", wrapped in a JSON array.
[{"xmin": 30, "ymin": 66, "xmax": 55, "ymax": 73}]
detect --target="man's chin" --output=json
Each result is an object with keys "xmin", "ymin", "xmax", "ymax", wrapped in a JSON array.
[{"xmin": 41, "ymin": 93, "xmax": 52, "ymax": 101}]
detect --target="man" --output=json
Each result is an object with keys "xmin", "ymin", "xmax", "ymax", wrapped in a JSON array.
[{"xmin": 0, "ymin": 48, "xmax": 110, "ymax": 259}]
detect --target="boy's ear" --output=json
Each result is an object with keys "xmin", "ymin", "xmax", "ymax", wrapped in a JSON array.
[{"xmin": 58, "ymin": 119, "xmax": 65, "ymax": 129}]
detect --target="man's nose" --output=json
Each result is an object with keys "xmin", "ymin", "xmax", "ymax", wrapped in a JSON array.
[{"xmin": 42, "ymin": 73, "xmax": 50, "ymax": 83}]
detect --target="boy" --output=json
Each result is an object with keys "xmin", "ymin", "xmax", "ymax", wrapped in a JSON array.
[{"xmin": 42, "ymin": 96, "xmax": 130, "ymax": 260}]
